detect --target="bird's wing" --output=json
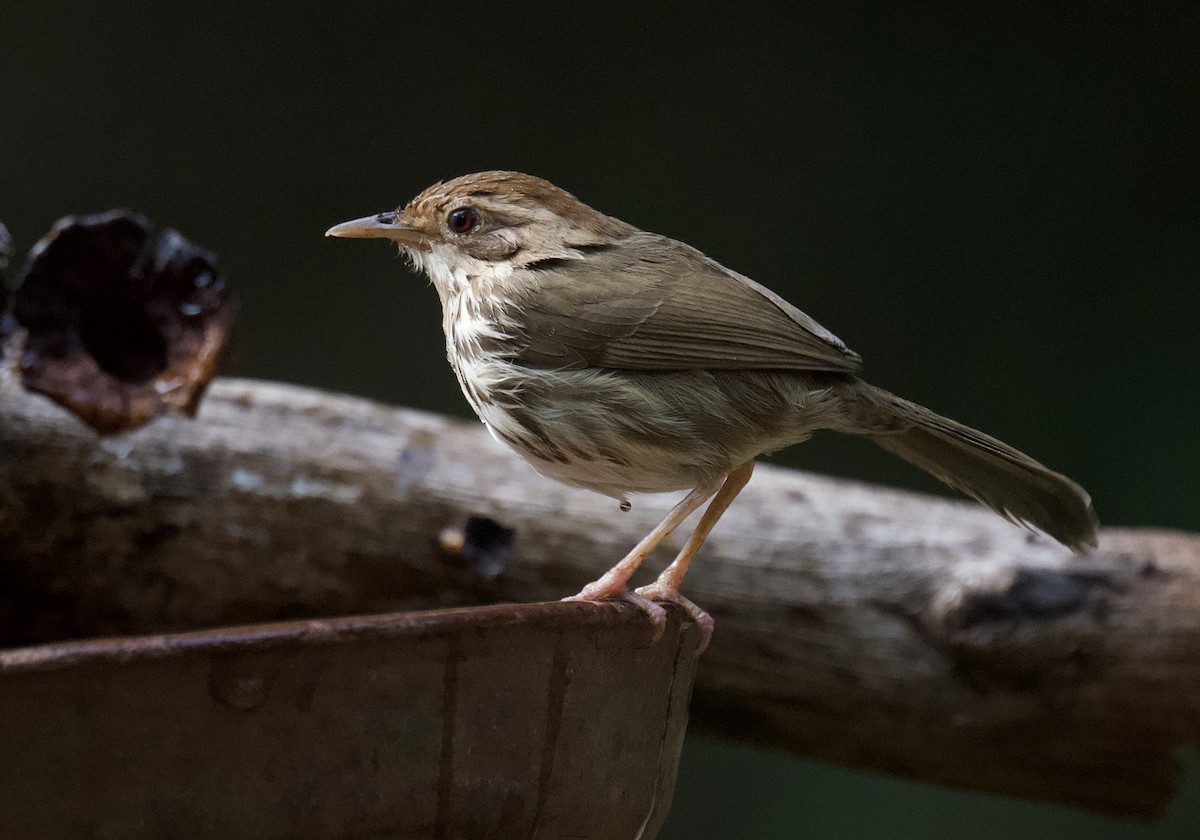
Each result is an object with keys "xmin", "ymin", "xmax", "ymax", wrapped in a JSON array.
[{"xmin": 502, "ymin": 232, "xmax": 861, "ymax": 373}]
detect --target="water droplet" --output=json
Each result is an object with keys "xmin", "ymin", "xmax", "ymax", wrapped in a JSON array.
[{"xmin": 619, "ymin": 500, "xmax": 632, "ymax": 512}]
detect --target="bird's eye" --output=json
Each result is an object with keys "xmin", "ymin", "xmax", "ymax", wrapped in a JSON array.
[{"xmin": 447, "ymin": 206, "xmax": 480, "ymax": 234}]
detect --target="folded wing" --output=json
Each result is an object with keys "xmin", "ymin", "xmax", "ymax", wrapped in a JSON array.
[{"xmin": 505, "ymin": 233, "xmax": 861, "ymax": 373}]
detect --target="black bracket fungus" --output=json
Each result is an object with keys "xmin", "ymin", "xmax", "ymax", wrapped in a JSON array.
[{"xmin": 11, "ymin": 211, "xmax": 234, "ymax": 434}]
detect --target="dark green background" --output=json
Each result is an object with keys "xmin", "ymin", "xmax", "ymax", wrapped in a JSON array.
[{"xmin": 4, "ymin": 3, "xmax": 1197, "ymax": 837}]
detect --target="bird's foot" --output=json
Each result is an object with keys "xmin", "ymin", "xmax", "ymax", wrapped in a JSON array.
[
  {"xmin": 634, "ymin": 582, "xmax": 714, "ymax": 654},
  {"xmin": 563, "ymin": 581, "xmax": 669, "ymax": 644}
]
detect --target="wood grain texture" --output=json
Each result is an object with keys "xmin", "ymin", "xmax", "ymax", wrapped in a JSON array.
[
  {"xmin": 1, "ymin": 373, "xmax": 1197, "ymax": 818},
  {"xmin": 0, "ymin": 603, "xmax": 701, "ymax": 840}
]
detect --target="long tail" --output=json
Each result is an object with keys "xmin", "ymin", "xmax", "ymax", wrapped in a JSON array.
[{"xmin": 839, "ymin": 381, "xmax": 1098, "ymax": 551}]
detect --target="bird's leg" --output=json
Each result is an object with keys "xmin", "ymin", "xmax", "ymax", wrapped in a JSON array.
[
  {"xmin": 636, "ymin": 460, "xmax": 755, "ymax": 651},
  {"xmin": 563, "ymin": 477, "xmax": 724, "ymax": 626},
  {"xmin": 642, "ymin": 461, "xmax": 755, "ymax": 594}
]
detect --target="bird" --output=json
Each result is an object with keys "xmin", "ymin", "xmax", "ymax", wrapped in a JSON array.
[{"xmin": 327, "ymin": 170, "xmax": 1098, "ymax": 646}]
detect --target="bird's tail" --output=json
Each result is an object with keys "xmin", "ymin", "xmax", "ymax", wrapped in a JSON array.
[{"xmin": 838, "ymin": 381, "xmax": 1098, "ymax": 551}]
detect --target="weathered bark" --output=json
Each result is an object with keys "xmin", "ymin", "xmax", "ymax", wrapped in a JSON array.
[{"xmin": 1, "ymin": 374, "xmax": 1197, "ymax": 818}]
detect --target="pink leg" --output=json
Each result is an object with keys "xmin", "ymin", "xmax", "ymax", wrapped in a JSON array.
[
  {"xmin": 564, "ymin": 475, "xmax": 724, "ymax": 607},
  {"xmin": 637, "ymin": 461, "xmax": 755, "ymax": 652}
]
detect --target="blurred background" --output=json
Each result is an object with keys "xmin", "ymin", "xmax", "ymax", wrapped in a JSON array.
[{"xmin": 3, "ymin": 2, "xmax": 1197, "ymax": 837}]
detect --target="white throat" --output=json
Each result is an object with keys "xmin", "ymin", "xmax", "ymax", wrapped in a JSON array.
[{"xmin": 406, "ymin": 243, "xmax": 516, "ymax": 309}]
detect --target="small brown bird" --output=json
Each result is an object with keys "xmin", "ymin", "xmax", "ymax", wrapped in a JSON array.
[{"xmin": 328, "ymin": 171, "xmax": 1097, "ymax": 643}]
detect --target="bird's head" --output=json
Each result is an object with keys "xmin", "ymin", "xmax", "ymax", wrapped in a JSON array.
[{"xmin": 327, "ymin": 171, "xmax": 634, "ymax": 293}]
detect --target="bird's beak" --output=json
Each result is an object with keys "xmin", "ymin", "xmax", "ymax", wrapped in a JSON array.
[{"xmin": 325, "ymin": 211, "xmax": 426, "ymax": 246}]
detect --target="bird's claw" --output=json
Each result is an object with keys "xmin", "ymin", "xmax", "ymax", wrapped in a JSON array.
[
  {"xmin": 634, "ymin": 583, "xmax": 714, "ymax": 654},
  {"xmin": 563, "ymin": 579, "xmax": 713, "ymax": 653},
  {"xmin": 563, "ymin": 585, "xmax": 668, "ymax": 645}
]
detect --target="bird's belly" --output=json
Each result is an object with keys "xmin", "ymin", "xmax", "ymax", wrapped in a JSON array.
[
  {"xmin": 467, "ymin": 377, "xmax": 715, "ymax": 497},
  {"xmin": 512, "ymin": 434, "xmax": 713, "ymax": 497},
  {"xmin": 450, "ymin": 358, "xmax": 836, "ymax": 498}
]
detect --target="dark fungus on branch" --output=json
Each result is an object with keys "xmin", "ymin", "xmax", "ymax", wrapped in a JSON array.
[{"xmin": 11, "ymin": 211, "xmax": 234, "ymax": 434}]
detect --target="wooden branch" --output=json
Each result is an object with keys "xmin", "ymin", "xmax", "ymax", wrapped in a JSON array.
[{"xmin": 2, "ymin": 373, "xmax": 1197, "ymax": 818}]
